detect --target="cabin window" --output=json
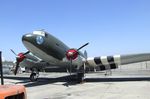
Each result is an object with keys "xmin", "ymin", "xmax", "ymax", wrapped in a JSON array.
[{"xmin": 56, "ymin": 43, "xmax": 59, "ymax": 46}]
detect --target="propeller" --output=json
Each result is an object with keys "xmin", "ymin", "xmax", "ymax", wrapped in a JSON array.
[
  {"xmin": 10, "ymin": 49, "xmax": 30, "ymax": 75},
  {"xmin": 10, "ymin": 49, "xmax": 17, "ymax": 56},
  {"xmin": 66, "ymin": 43, "xmax": 89, "ymax": 75},
  {"xmin": 77, "ymin": 43, "xmax": 89, "ymax": 51},
  {"xmin": 66, "ymin": 43, "xmax": 89, "ymax": 61}
]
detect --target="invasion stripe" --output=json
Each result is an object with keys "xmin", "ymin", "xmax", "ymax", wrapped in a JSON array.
[
  {"xmin": 114, "ymin": 55, "xmax": 121, "ymax": 65},
  {"xmin": 94, "ymin": 57, "xmax": 103, "ymax": 65},
  {"xmin": 110, "ymin": 63, "xmax": 117, "ymax": 69},
  {"xmin": 107, "ymin": 56, "xmax": 117, "ymax": 69},
  {"xmin": 101, "ymin": 56, "xmax": 109, "ymax": 65},
  {"xmin": 87, "ymin": 57, "xmax": 97, "ymax": 66},
  {"xmin": 99, "ymin": 65, "xmax": 106, "ymax": 70},
  {"xmin": 107, "ymin": 56, "xmax": 115, "ymax": 64}
]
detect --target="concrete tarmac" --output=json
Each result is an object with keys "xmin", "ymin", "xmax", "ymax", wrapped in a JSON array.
[{"xmin": 2, "ymin": 63, "xmax": 150, "ymax": 99}]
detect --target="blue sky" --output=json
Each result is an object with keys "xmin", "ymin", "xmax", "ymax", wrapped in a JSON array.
[{"xmin": 0, "ymin": 0, "xmax": 150, "ymax": 61}]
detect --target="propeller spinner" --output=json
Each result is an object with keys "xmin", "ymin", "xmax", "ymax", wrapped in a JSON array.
[{"xmin": 66, "ymin": 49, "xmax": 78, "ymax": 60}]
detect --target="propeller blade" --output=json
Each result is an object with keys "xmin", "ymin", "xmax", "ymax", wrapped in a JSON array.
[
  {"xmin": 77, "ymin": 43, "xmax": 89, "ymax": 51},
  {"xmin": 10, "ymin": 49, "xmax": 17, "ymax": 56},
  {"xmin": 23, "ymin": 51, "xmax": 30, "ymax": 55},
  {"xmin": 14, "ymin": 61, "xmax": 20, "ymax": 75},
  {"xmin": 84, "ymin": 50, "xmax": 88, "ymax": 59}
]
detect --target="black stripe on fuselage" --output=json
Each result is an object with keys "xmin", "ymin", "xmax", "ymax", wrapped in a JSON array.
[
  {"xmin": 110, "ymin": 64, "xmax": 117, "ymax": 69},
  {"xmin": 107, "ymin": 56, "xmax": 117, "ymax": 69}
]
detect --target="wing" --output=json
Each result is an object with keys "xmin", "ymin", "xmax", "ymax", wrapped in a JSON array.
[
  {"xmin": 86, "ymin": 53, "xmax": 150, "ymax": 71},
  {"xmin": 19, "ymin": 53, "xmax": 49, "ymax": 71}
]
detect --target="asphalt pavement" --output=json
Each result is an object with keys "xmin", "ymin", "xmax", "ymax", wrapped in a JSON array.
[{"xmin": 2, "ymin": 62, "xmax": 150, "ymax": 99}]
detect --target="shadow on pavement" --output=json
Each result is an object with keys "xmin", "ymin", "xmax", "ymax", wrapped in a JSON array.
[
  {"xmin": 3, "ymin": 75, "xmax": 150, "ymax": 87},
  {"xmin": 3, "ymin": 75, "xmax": 78, "ymax": 87},
  {"xmin": 85, "ymin": 77, "xmax": 150, "ymax": 82}
]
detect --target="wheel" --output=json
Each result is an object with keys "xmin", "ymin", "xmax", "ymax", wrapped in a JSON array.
[
  {"xmin": 77, "ymin": 72, "xmax": 84, "ymax": 83},
  {"xmin": 30, "ymin": 73, "xmax": 38, "ymax": 82}
]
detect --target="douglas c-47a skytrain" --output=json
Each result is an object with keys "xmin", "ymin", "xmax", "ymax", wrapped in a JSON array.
[{"xmin": 11, "ymin": 30, "xmax": 150, "ymax": 83}]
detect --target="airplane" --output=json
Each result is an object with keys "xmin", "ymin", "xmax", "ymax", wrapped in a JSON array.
[{"xmin": 11, "ymin": 30, "xmax": 150, "ymax": 83}]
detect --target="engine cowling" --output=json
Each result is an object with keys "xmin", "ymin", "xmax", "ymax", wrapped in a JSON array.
[
  {"xmin": 66, "ymin": 49, "xmax": 78, "ymax": 60},
  {"xmin": 17, "ymin": 53, "xmax": 26, "ymax": 62}
]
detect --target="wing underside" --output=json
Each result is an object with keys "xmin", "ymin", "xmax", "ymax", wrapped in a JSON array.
[{"xmin": 19, "ymin": 53, "xmax": 49, "ymax": 70}]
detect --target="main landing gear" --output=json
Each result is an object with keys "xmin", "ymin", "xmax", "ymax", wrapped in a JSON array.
[
  {"xmin": 30, "ymin": 68, "xmax": 39, "ymax": 82},
  {"xmin": 67, "ymin": 66, "xmax": 85, "ymax": 83},
  {"xmin": 76, "ymin": 65, "xmax": 85, "ymax": 83},
  {"xmin": 77, "ymin": 72, "xmax": 84, "ymax": 83}
]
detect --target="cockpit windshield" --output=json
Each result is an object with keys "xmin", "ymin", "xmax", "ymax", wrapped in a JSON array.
[{"xmin": 33, "ymin": 30, "xmax": 46, "ymax": 36}]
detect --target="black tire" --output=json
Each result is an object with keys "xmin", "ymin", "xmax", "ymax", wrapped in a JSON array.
[
  {"xmin": 30, "ymin": 73, "xmax": 38, "ymax": 82},
  {"xmin": 77, "ymin": 72, "xmax": 84, "ymax": 83}
]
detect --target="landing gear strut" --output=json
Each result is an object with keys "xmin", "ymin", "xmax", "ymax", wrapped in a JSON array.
[
  {"xmin": 30, "ymin": 68, "xmax": 39, "ymax": 82},
  {"xmin": 77, "ymin": 65, "xmax": 85, "ymax": 83},
  {"xmin": 77, "ymin": 72, "xmax": 84, "ymax": 83}
]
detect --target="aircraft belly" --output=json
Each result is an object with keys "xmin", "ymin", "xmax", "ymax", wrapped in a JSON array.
[{"xmin": 23, "ymin": 41, "xmax": 63, "ymax": 66}]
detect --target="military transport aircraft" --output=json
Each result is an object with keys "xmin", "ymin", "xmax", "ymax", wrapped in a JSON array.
[{"xmin": 11, "ymin": 30, "xmax": 150, "ymax": 83}]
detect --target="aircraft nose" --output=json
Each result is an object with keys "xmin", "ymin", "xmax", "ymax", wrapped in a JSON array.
[{"xmin": 22, "ymin": 34, "xmax": 33, "ymax": 42}]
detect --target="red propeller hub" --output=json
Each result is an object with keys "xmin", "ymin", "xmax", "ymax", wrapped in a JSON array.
[
  {"xmin": 66, "ymin": 49, "xmax": 78, "ymax": 60},
  {"xmin": 17, "ymin": 53, "xmax": 26, "ymax": 62}
]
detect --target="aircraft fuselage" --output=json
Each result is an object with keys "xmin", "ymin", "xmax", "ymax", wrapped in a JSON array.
[{"xmin": 22, "ymin": 31, "xmax": 70, "ymax": 65}]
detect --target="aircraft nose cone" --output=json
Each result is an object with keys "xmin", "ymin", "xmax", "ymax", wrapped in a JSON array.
[{"xmin": 22, "ymin": 34, "xmax": 33, "ymax": 42}]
